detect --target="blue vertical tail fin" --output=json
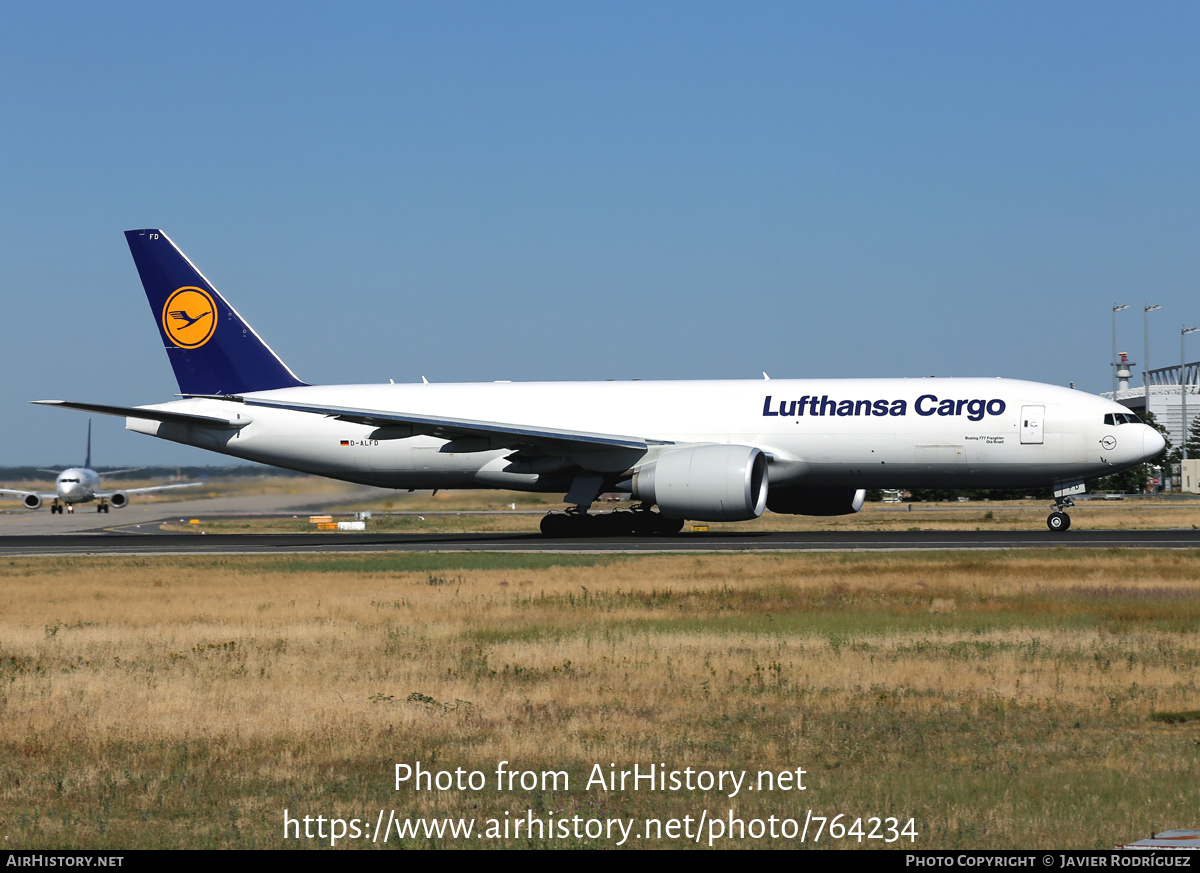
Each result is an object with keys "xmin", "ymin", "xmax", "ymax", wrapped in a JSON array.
[
  {"xmin": 125, "ymin": 229, "xmax": 308, "ymax": 396},
  {"xmin": 84, "ymin": 420, "xmax": 92, "ymax": 469}
]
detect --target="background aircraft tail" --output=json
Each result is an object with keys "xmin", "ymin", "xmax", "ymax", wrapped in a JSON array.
[{"xmin": 125, "ymin": 229, "xmax": 308, "ymax": 396}]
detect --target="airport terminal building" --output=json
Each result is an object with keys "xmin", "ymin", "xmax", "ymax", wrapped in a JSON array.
[
  {"xmin": 1106, "ymin": 360, "xmax": 1200, "ymax": 492},
  {"xmin": 1106, "ymin": 361, "xmax": 1199, "ymax": 444}
]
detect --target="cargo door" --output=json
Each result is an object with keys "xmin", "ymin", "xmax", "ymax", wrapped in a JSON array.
[{"xmin": 1020, "ymin": 405, "xmax": 1045, "ymax": 445}]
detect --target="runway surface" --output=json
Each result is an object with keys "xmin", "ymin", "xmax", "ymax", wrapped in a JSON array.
[{"xmin": 1, "ymin": 526, "xmax": 1198, "ymax": 556}]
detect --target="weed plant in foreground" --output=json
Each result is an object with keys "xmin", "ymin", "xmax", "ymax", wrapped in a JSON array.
[{"xmin": 0, "ymin": 550, "xmax": 1197, "ymax": 849}]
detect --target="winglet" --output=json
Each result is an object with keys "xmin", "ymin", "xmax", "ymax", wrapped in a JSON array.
[{"xmin": 125, "ymin": 229, "xmax": 308, "ymax": 395}]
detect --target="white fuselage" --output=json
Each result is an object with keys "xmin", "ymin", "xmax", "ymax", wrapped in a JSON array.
[
  {"xmin": 55, "ymin": 467, "xmax": 101, "ymax": 505},
  {"xmin": 123, "ymin": 377, "xmax": 1163, "ymax": 493}
]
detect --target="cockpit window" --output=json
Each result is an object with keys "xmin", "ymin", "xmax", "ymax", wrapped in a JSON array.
[{"xmin": 1103, "ymin": 413, "xmax": 1142, "ymax": 426}]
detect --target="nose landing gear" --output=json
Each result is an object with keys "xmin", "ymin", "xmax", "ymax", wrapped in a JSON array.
[{"xmin": 1047, "ymin": 497, "xmax": 1074, "ymax": 532}]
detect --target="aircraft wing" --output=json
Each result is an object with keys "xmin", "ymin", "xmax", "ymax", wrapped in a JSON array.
[
  {"xmin": 0, "ymin": 489, "xmax": 56, "ymax": 500},
  {"xmin": 34, "ymin": 396, "xmax": 666, "ymax": 454},
  {"xmin": 96, "ymin": 483, "xmax": 202, "ymax": 496},
  {"xmin": 234, "ymin": 396, "xmax": 662, "ymax": 453},
  {"xmin": 32, "ymin": 400, "xmax": 248, "ymax": 429}
]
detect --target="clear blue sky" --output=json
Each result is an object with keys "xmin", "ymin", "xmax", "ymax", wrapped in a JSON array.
[{"xmin": 2, "ymin": 1, "xmax": 1197, "ymax": 466}]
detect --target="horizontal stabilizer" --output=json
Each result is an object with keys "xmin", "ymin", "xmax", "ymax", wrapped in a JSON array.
[{"xmin": 32, "ymin": 400, "xmax": 248, "ymax": 430}]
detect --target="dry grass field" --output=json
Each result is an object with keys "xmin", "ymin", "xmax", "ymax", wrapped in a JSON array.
[{"xmin": 1, "ymin": 550, "xmax": 1198, "ymax": 849}]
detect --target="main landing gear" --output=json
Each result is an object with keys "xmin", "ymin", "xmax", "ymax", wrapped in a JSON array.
[
  {"xmin": 540, "ymin": 504, "xmax": 686, "ymax": 537},
  {"xmin": 1047, "ymin": 497, "xmax": 1074, "ymax": 533},
  {"xmin": 96, "ymin": 500, "xmax": 110, "ymax": 513}
]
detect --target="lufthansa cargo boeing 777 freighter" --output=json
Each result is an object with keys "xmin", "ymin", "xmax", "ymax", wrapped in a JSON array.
[{"xmin": 35, "ymin": 230, "xmax": 1165, "ymax": 534}]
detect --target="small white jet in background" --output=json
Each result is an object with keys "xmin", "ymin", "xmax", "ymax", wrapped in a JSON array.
[{"xmin": 0, "ymin": 421, "xmax": 198, "ymax": 514}]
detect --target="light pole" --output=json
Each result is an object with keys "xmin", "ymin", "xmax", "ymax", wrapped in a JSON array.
[
  {"xmin": 1183, "ymin": 326, "xmax": 1198, "ymax": 461},
  {"xmin": 1145, "ymin": 304, "xmax": 1160, "ymax": 414},
  {"xmin": 1113, "ymin": 304, "xmax": 1128, "ymax": 394}
]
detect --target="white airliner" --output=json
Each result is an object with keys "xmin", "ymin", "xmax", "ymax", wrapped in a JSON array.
[
  {"xmin": 34, "ymin": 229, "xmax": 1165, "ymax": 534},
  {"xmin": 0, "ymin": 421, "xmax": 197, "ymax": 514}
]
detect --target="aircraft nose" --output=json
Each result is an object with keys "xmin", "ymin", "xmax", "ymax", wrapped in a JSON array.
[{"xmin": 1143, "ymin": 426, "xmax": 1166, "ymax": 461}]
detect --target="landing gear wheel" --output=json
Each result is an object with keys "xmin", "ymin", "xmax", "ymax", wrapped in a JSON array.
[
  {"xmin": 593, "ymin": 511, "xmax": 634, "ymax": 536},
  {"xmin": 540, "ymin": 512, "xmax": 572, "ymax": 537},
  {"xmin": 1047, "ymin": 511, "xmax": 1071, "ymax": 532},
  {"xmin": 654, "ymin": 515, "xmax": 685, "ymax": 535},
  {"xmin": 631, "ymin": 511, "xmax": 660, "ymax": 536},
  {"xmin": 629, "ymin": 508, "xmax": 685, "ymax": 536}
]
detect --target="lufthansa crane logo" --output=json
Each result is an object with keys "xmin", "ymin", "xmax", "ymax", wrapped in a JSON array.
[{"xmin": 162, "ymin": 287, "xmax": 218, "ymax": 348}]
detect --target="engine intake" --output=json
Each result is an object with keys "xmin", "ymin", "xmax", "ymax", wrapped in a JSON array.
[
  {"xmin": 632, "ymin": 445, "xmax": 768, "ymax": 521},
  {"xmin": 108, "ymin": 492, "xmax": 128, "ymax": 509},
  {"xmin": 23, "ymin": 494, "xmax": 42, "ymax": 510},
  {"xmin": 767, "ymin": 486, "xmax": 865, "ymax": 516}
]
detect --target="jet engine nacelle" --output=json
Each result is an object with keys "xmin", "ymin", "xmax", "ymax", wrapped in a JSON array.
[
  {"xmin": 767, "ymin": 486, "xmax": 866, "ymax": 516},
  {"xmin": 632, "ymin": 444, "xmax": 768, "ymax": 521},
  {"xmin": 108, "ymin": 492, "xmax": 128, "ymax": 509},
  {"xmin": 23, "ymin": 494, "xmax": 42, "ymax": 510}
]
